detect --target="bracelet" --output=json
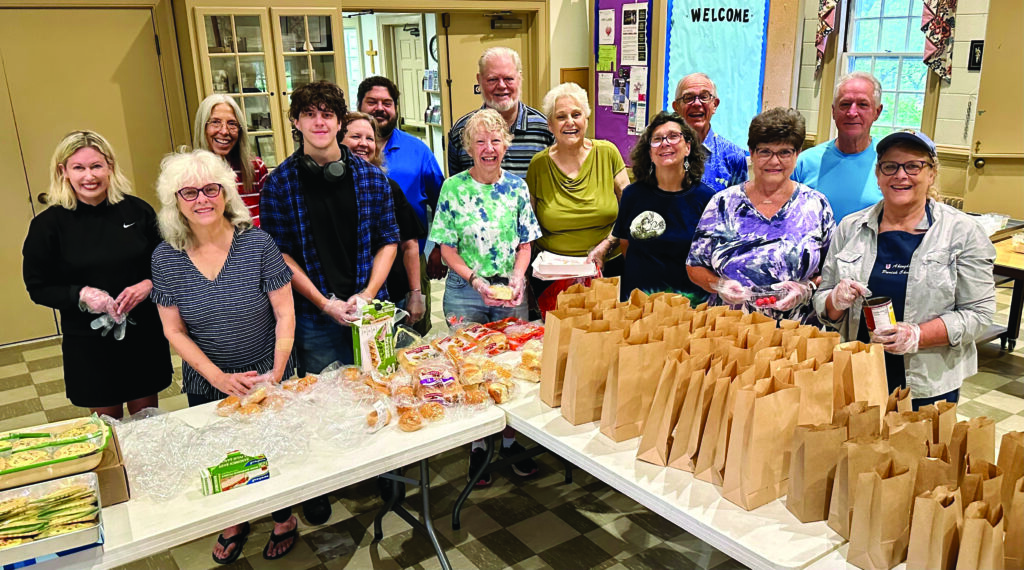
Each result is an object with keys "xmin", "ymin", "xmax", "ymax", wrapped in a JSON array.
[{"xmin": 468, "ymin": 272, "xmax": 477, "ymax": 285}]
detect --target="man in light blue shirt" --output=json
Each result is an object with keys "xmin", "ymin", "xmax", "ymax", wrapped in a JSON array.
[
  {"xmin": 671, "ymin": 73, "xmax": 748, "ymax": 192},
  {"xmin": 793, "ymin": 71, "xmax": 885, "ymax": 222},
  {"xmin": 358, "ymin": 76, "xmax": 446, "ymax": 332}
]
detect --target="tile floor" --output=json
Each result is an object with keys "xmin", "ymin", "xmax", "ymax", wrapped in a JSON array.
[{"xmin": 0, "ymin": 283, "xmax": 1021, "ymax": 569}]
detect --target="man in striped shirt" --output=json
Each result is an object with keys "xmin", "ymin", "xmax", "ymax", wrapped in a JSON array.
[{"xmin": 447, "ymin": 46, "xmax": 554, "ymax": 178}]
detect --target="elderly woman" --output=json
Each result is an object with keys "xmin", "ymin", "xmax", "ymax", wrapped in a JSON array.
[
  {"xmin": 22, "ymin": 131, "xmax": 171, "ymax": 419},
  {"xmin": 341, "ymin": 112, "xmax": 427, "ymax": 326},
  {"xmin": 150, "ymin": 149, "xmax": 297, "ymax": 563},
  {"xmin": 193, "ymin": 94, "xmax": 269, "ymax": 226},
  {"xmin": 814, "ymin": 131, "xmax": 995, "ymax": 409},
  {"xmin": 588, "ymin": 112, "xmax": 715, "ymax": 302},
  {"xmin": 686, "ymin": 107, "xmax": 834, "ymax": 323},
  {"xmin": 526, "ymin": 82, "xmax": 629, "ymax": 303},
  {"xmin": 430, "ymin": 108, "xmax": 541, "ymax": 323}
]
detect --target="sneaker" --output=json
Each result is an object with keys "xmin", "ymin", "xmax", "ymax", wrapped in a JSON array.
[
  {"xmin": 467, "ymin": 448, "xmax": 493, "ymax": 487},
  {"xmin": 301, "ymin": 495, "xmax": 332, "ymax": 525},
  {"xmin": 500, "ymin": 441, "xmax": 539, "ymax": 478}
]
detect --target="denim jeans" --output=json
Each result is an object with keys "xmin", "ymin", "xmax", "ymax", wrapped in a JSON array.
[
  {"xmin": 295, "ymin": 314, "xmax": 354, "ymax": 375},
  {"xmin": 443, "ymin": 272, "xmax": 528, "ymax": 326}
]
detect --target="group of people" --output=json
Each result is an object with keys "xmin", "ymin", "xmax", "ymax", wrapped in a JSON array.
[{"xmin": 22, "ymin": 44, "xmax": 997, "ymax": 563}]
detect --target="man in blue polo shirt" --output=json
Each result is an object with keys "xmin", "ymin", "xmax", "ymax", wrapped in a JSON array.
[
  {"xmin": 670, "ymin": 72, "xmax": 748, "ymax": 192},
  {"xmin": 358, "ymin": 76, "xmax": 445, "ymax": 333}
]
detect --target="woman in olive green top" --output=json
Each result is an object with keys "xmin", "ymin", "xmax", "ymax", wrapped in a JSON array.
[{"xmin": 526, "ymin": 82, "xmax": 630, "ymax": 302}]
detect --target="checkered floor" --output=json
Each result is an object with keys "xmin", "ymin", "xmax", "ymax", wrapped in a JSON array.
[{"xmin": 0, "ymin": 283, "xmax": 1021, "ymax": 570}]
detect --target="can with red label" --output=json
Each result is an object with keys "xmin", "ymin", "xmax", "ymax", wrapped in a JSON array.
[{"xmin": 863, "ymin": 296, "xmax": 896, "ymax": 332}]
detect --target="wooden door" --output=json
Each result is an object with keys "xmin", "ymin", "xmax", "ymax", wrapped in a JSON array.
[
  {"xmin": 963, "ymin": 0, "xmax": 1024, "ymax": 218},
  {"xmin": 0, "ymin": 7, "xmax": 175, "ymax": 345},
  {"xmin": 392, "ymin": 22, "xmax": 427, "ymax": 127}
]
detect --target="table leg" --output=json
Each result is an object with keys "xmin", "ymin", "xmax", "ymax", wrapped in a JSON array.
[
  {"xmin": 559, "ymin": 456, "xmax": 574, "ymax": 484},
  {"xmin": 373, "ymin": 469, "xmax": 403, "ymax": 542},
  {"xmin": 1006, "ymin": 278, "xmax": 1023, "ymax": 351},
  {"xmin": 418, "ymin": 458, "xmax": 452, "ymax": 570},
  {"xmin": 451, "ymin": 434, "xmax": 496, "ymax": 531}
]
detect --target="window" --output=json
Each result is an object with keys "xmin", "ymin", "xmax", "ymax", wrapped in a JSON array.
[
  {"xmin": 843, "ymin": 0, "xmax": 928, "ymax": 137},
  {"xmin": 342, "ymin": 23, "xmax": 364, "ymax": 102}
]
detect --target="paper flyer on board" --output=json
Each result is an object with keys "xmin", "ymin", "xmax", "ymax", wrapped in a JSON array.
[
  {"xmin": 598, "ymin": 9, "xmax": 615, "ymax": 44},
  {"xmin": 597, "ymin": 73, "xmax": 614, "ymax": 106},
  {"xmin": 620, "ymin": 3, "xmax": 648, "ymax": 66}
]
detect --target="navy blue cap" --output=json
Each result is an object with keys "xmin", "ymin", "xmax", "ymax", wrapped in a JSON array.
[{"xmin": 876, "ymin": 129, "xmax": 938, "ymax": 158}]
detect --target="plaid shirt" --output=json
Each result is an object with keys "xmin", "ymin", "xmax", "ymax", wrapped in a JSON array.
[{"xmin": 260, "ymin": 147, "xmax": 399, "ymax": 325}]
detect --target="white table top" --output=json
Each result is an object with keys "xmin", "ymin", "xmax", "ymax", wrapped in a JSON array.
[
  {"xmin": 44, "ymin": 400, "xmax": 505, "ymax": 569},
  {"xmin": 499, "ymin": 383, "xmax": 847, "ymax": 570}
]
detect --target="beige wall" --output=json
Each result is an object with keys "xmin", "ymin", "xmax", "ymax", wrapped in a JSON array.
[
  {"xmin": 548, "ymin": 0, "xmax": 591, "ymax": 90},
  {"xmin": 932, "ymin": 0, "xmax": 988, "ymax": 147}
]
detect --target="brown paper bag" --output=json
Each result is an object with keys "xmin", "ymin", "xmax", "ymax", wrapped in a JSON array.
[
  {"xmin": 906, "ymin": 486, "xmax": 962, "ymax": 570},
  {"xmin": 935, "ymin": 401, "xmax": 957, "ymax": 445},
  {"xmin": 1006, "ymin": 477, "xmax": 1023, "ymax": 570},
  {"xmin": 950, "ymin": 417, "xmax": 996, "ymax": 480},
  {"xmin": 834, "ymin": 401, "xmax": 881, "ymax": 439},
  {"xmin": 956, "ymin": 501, "xmax": 1005, "ymax": 570},
  {"xmin": 997, "ymin": 431, "xmax": 1024, "ymax": 515},
  {"xmin": 721, "ymin": 378, "xmax": 801, "ymax": 510},
  {"xmin": 637, "ymin": 357, "xmax": 689, "ymax": 466},
  {"xmin": 666, "ymin": 366, "xmax": 719, "ymax": 472},
  {"xmin": 786, "ymin": 423, "xmax": 847, "ymax": 523},
  {"xmin": 829, "ymin": 436, "xmax": 891, "ymax": 539},
  {"xmin": 800, "ymin": 329, "xmax": 841, "ymax": 366},
  {"xmin": 848, "ymin": 458, "xmax": 914, "ymax": 570},
  {"xmin": 885, "ymin": 411, "xmax": 932, "ymax": 485},
  {"xmin": 692, "ymin": 375, "xmax": 731, "ymax": 484},
  {"xmin": 961, "ymin": 457, "xmax": 1004, "ymax": 514},
  {"xmin": 886, "ymin": 386, "xmax": 913, "ymax": 414},
  {"xmin": 793, "ymin": 362, "xmax": 834, "ymax": 426},
  {"xmin": 833, "ymin": 341, "xmax": 889, "ymax": 425},
  {"xmin": 914, "ymin": 442, "xmax": 958, "ymax": 500},
  {"xmin": 539, "ymin": 308, "xmax": 591, "ymax": 407},
  {"xmin": 600, "ymin": 331, "xmax": 667, "ymax": 442},
  {"xmin": 561, "ymin": 322, "xmax": 624, "ymax": 425}
]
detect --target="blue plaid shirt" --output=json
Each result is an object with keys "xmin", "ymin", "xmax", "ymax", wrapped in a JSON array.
[
  {"xmin": 260, "ymin": 147, "xmax": 399, "ymax": 325},
  {"xmin": 701, "ymin": 127, "xmax": 749, "ymax": 192}
]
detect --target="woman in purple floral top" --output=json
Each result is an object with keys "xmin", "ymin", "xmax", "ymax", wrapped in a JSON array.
[{"xmin": 686, "ymin": 107, "xmax": 834, "ymax": 324}]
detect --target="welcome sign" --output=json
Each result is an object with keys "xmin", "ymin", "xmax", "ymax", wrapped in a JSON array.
[{"xmin": 664, "ymin": 0, "xmax": 769, "ymax": 147}]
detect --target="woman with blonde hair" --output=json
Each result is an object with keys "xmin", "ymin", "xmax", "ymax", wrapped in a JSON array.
[
  {"xmin": 150, "ymin": 149, "xmax": 298, "ymax": 563},
  {"xmin": 193, "ymin": 94, "xmax": 269, "ymax": 225},
  {"xmin": 22, "ymin": 130, "xmax": 171, "ymax": 419}
]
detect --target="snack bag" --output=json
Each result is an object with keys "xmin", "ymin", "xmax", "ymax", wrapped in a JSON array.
[
  {"xmin": 503, "ymin": 322, "xmax": 545, "ymax": 350},
  {"xmin": 431, "ymin": 334, "xmax": 479, "ymax": 363},
  {"xmin": 352, "ymin": 301, "xmax": 399, "ymax": 375},
  {"xmin": 397, "ymin": 344, "xmax": 443, "ymax": 372}
]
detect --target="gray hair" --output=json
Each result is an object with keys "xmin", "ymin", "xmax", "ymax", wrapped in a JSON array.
[
  {"xmin": 478, "ymin": 46, "xmax": 523, "ymax": 75},
  {"xmin": 833, "ymin": 71, "xmax": 883, "ymax": 108},
  {"xmin": 674, "ymin": 72, "xmax": 718, "ymax": 100},
  {"xmin": 461, "ymin": 108, "xmax": 513, "ymax": 153},
  {"xmin": 192, "ymin": 94, "xmax": 257, "ymax": 192},
  {"xmin": 541, "ymin": 82, "xmax": 590, "ymax": 119},
  {"xmin": 155, "ymin": 149, "xmax": 252, "ymax": 251}
]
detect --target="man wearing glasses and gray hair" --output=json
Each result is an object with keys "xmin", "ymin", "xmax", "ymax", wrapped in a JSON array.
[{"xmin": 671, "ymin": 72, "xmax": 748, "ymax": 192}]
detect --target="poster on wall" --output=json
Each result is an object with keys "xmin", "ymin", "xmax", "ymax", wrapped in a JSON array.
[
  {"xmin": 620, "ymin": 3, "xmax": 649, "ymax": 66},
  {"xmin": 599, "ymin": 10, "xmax": 615, "ymax": 44},
  {"xmin": 664, "ymin": 0, "xmax": 769, "ymax": 146}
]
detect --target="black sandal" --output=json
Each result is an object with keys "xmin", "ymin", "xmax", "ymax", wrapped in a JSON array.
[
  {"xmin": 212, "ymin": 521, "xmax": 250, "ymax": 565},
  {"xmin": 263, "ymin": 518, "xmax": 299, "ymax": 560}
]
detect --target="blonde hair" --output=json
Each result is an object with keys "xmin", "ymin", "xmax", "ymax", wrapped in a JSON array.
[
  {"xmin": 461, "ymin": 108, "xmax": 513, "ymax": 152},
  {"xmin": 342, "ymin": 112, "xmax": 384, "ymax": 170},
  {"xmin": 541, "ymin": 82, "xmax": 591, "ymax": 119},
  {"xmin": 193, "ymin": 94, "xmax": 255, "ymax": 192},
  {"xmin": 48, "ymin": 131, "xmax": 132, "ymax": 210},
  {"xmin": 155, "ymin": 149, "xmax": 252, "ymax": 251}
]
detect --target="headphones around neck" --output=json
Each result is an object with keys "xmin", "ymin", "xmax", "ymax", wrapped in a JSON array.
[{"xmin": 298, "ymin": 145, "xmax": 348, "ymax": 183}]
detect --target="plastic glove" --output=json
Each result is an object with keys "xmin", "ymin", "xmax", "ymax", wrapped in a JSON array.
[
  {"xmin": 79, "ymin": 286, "xmax": 115, "ymax": 314},
  {"xmin": 713, "ymin": 279, "xmax": 751, "ymax": 305},
  {"xmin": 770, "ymin": 281, "xmax": 813, "ymax": 312},
  {"xmin": 323, "ymin": 295, "xmax": 358, "ymax": 326},
  {"xmin": 870, "ymin": 322, "xmax": 921, "ymax": 355},
  {"xmin": 470, "ymin": 275, "xmax": 504, "ymax": 307},
  {"xmin": 507, "ymin": 274, "xmax": 526, "ymax": 307},
  {"xmin": 405, "ymin": 290, "xmax": 426, "ymax": 323},
  {"xmin": 90, "ymin": 314, "xmax": 116, "ymax": 337},
  {"xmin": 586, "ymin": 240, "xmax": 613, "ymax": 270},
  {"xmin": 426, "ymin": 247, "xmax": 448, "ymax": 280},
  {"xmin": 828, "ymin": 278, "xmax": 871, "ymax": 311},
  {"xmin": 114, "ymin": 280, "xmax": 152, "ymax": 315}
]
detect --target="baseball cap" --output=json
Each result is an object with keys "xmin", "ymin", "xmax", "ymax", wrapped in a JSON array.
[{"xmin": 876, "ymin": 129, "xmax": 938, "ymax": 159}]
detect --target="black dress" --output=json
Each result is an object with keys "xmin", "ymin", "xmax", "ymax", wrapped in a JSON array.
[{"xmin": 22, "ymin": 196, "xmax": 172, "ymax": 407}]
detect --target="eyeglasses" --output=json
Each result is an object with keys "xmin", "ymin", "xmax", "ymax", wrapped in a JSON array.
[
  {"xmin": 177, "ymin": 183, "xmax": 223, "ymax": 201},
  {"xmin": 878, "ymin": 160, "xmax": 933, "ymax": 176},
  {"xmin": 650, "ymin": 132, "xmax": 684, "ymax": 148},
  {"xmin": 676, "ymin": 91, "xmax": 714, "ymax": 105},
  {"xmin": 206, "ymin": 119, "xmax": 241, "ymax": 133},
  {"xmin": 753, "ymin": 147, "xmax": 797, "ymax": 161}
]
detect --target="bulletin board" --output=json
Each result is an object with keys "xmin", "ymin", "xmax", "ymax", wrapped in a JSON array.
[{"xmin": 593, "ymin": 0, "xmax": 652, "ymax": 166}]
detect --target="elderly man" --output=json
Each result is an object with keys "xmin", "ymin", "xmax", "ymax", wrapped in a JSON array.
[
  {"xmin": 447, "ymin": 46, "xmax": 553, "ymax": 177},
  {"xmin": 357, "ymin": 76, "xmax": 445, "ymax": 332},
  {"xmin": 671, "ymin": 73, "xmax": 748, "ymax": 191},
  {"xmin": 793, "ymin": 71, "xmax": 884, "ymax": 222}
]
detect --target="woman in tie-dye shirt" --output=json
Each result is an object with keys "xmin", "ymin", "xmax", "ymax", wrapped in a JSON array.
[{"xmin": 686, "ymin": 107, "xmax": 834, "ymax": 324}]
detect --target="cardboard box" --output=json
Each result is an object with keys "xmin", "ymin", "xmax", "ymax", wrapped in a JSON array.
[{"xmin": 90, "ymin": 427, "xmax": 130, "ymax": 507}]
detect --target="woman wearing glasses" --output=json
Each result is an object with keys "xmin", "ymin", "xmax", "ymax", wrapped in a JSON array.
[
  {"xmin": 814, "ymin": 131, "xmax": 995, "ymax": 409},
  {"xmin": 22, "ymin": 131, "xmax": 171, "ymax": 419},
  {"xmin": 193, "ymin": 94, "xmax": 269, "ymax": 226},
  {"xmin": 588, "ymin": 112, "xmax": 715, "ymax": 302},
  {"xmin": 686, "ymin": 107, "xmax": 834, "ymax": 324},
  {"xmin": 150, "ymin": 149, "xmax": 299, "ymax": 563}
]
